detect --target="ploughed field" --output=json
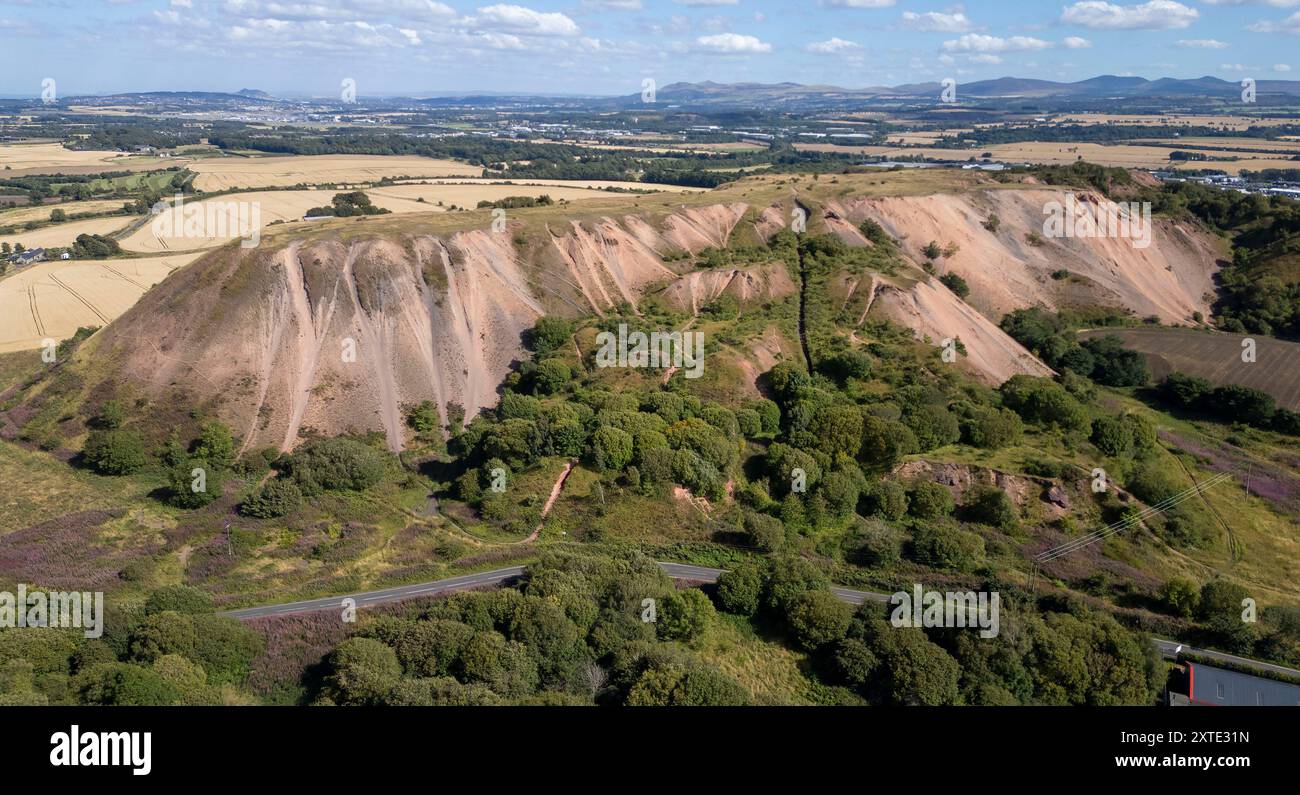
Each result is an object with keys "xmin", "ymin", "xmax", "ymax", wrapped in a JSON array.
[{"xmin": 1080, "ymin": 327, "xmax": 1300, "ymax": 411}]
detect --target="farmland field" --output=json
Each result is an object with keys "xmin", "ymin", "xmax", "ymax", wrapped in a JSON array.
[
  {"xmin": 0, "ymin": 199, "xmax": 127, "ymax": 226},
  {"xmin": 0, "ymin": 215, "xmax": 136, "ymax": 250},
  {"xmin": 0, "ymin": 141, "xmax": 138, "ymax": 170},
  {"xmin": 188, "ymin": 154, "xmax": 477, "ymax": 190},
  {"xmin": 1080, "ymin": 327, "xmax": 1300, "ymax": 410},
  {"xmin": 794, "ymin": 140, "xmax": 1300, "ymax": 173},
  {"xmin": 0, "ymin": 253, "xmax": 202, "ymax": 352}
]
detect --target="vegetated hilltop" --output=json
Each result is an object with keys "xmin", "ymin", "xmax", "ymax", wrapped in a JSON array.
[{"xmin": 11, "ymin": 171, "xmax": 1223, "ymax": 453}]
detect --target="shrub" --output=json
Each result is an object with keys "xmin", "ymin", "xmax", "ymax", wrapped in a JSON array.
[
  {"xmin": 82, "ymin": 429, "xmax": 148, "ymax": 475},
  {"xmin": 939, "ymin": 272, "xmax": 970, "ymax": 298},
  {"xmin": 911, "ymin": 522, "xmax": 985, "ymax": 571},
  {"xmin": 657, "ymin": 589, "xmax": 715, "ymax": 642},
  {"xmin": 715, "ymin": 563, "xmax": 764, "ymax": 616},
  {"xmin": 167, "ymin": 459, "xmax": 223, "ymax": 508},
  {"xmin": 903, "ymin": 404, "xmax": 960, "ymax": 452},
  {"xmin": 785, "ymin": 590, "xmax": 853, "ymax": 651},
  {"xmin": 327, "ymin": 637, "xmax": 402, "ymax": 705},
  {"xmin": 862, "ymin": 480, "xmax": 909, "ymax": 520},
  {"xmin": 240, "ymin": 479, "xmax": 303, "ymax": 519},
  {"xmin": 907, "ymin": 481, "xmax": 954, "ymax": 520},
  {"xmin": 964, "ymin": 487, "xmax": 1018, "ymax": 531},
  {"xmin": 1090, "ymin": 416, "xmax": 1134, "ymax": 457},
  {"xmin": 284, "ymin": 437, "xmax": 390, "ymax": 494}
]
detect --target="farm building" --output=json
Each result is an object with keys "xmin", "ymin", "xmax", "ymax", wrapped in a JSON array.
[{"xmin": 1168, "ymin": 662, "xmax": 1300, "ymax": 706}]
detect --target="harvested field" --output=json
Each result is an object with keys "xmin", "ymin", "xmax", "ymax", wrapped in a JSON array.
[
  {"xmin": 1080, "ymin": 327, "xmax": 1300, "ymax": 411},
  {"xmin": 0, "ymin": 253, "xmax": 201, "ymax": 352},
  {"xmin": 189, "ymin": 154, "xmax": 476, "ymax": 191},
  {"xmin": 0, "ymin": 141, "xmax": 136, "ymax": 170},
  {"xmin": 0, "ymin": 215, "xmax": 136, "ymax": 250},
  {"xmin": 795, "ymin": 140, "xmax": 1300, "ymax": 174},
  {"xmin": 0, "ymin": 199, "xmax": 127, "ymax": 226}
]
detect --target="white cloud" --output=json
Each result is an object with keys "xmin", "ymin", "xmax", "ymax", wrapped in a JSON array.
[
  {"xmin": 969, "ymin": 53, "xmax": 1002, "ymax": 64},
  {"xmin": 696, "ymin": 32, "xmax": 772, "ymax": 52},
  {"xmin": 1060, "ymin": 1, "xmax": 1198, "ymax": 30},
  {"xmin": 1275, "ymin": 63, "xmax": 1293, "ymax": 71},
  {"xmin": 1248, "ymin": 11, "xmax": 1300, "ymax": 32},
  {"xmin": 806, "ymin": 37, "xmax": 861, "ymax": 53},
  {"xmin": 675, "ymin": 0, "xmax": 739, "ymax": 6},
  {"xmin": 941, "ymin": 33, "xmax": 1050, "ymax": 53},
  {"xmin": 1202, "ymin": 0, "xmax": 1300, "ymax": 6},
  {"xmin": 899, "ymin": 11, "xmax": 972, "ymax": 32},
  {"xmin": 471, "ymin": 4, "xmax": 580, "ymax": 37},
  {"xmin": 582, "ymin": 0, "xmax": 643, "ymax": 9},
  {"xmin": 821, "ymin": 0, "xmax": 896, "ymax": 8},
  {"xmin": 1063, "ymin": 36, "xmax": 1092, "ymax": 47},
  {"xmin": 1176, "ymin": 38, "xmax": 1228, "ymax": 48},
  {"xmin": 1219, "ymin": 63, "xmax": 1257, "ymax": 71}
]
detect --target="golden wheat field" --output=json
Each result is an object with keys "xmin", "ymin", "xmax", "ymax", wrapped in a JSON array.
[
  {"xmin": 188, "ymin": 154, "xmax": 478, "ymax": 191},
  {"xmin": 0, "ymin": 216, "xmax": 136, "ymax": 251},
  {"xmin": 0, "ymin": 253, "xmax": 202, "ymax": 352},
  {"xmin": 0, "ymin": 141, "xmax": 135, "ymax": 171},
  {"xmin": 0, "ymin": 199, "xmax": 128, "ymax": 227}
]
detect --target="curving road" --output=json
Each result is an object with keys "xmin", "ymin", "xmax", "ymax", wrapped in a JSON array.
[{"xmin": 218, "ymin": 562, "xmax": 1297, "ymax": 679}]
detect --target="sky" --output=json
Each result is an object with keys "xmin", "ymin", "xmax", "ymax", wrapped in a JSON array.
[{"xmin": 1, "ymin": 0, "xmax": 1299, "ymax": 97}]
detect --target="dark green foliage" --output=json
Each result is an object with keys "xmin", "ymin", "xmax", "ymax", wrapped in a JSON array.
[
  {"xmin": 240, "ymin": 478, "xmax": 303, "ymax": 518},
  {"xmin": 1079, "ymin": 335, "xmax": 1150, "ymax": 387},
  {"xmin": 785, "ymin": 590, "xmax": 853, "ymax": 651},
  {"xmin": 910, "ymin": 521, "xmax": 984, "ymax": 571},
  {"xmin": 902, "ymin": 403, "xmax": 960, "ymax": 451},
  {"xmin": 166, "ymin": 459, "xmax": 223, "ymax": 508},
  {"xmin": 999, "ymin": 375, "xmax": 1089, "ymax": 432},
  {"xmin": 81, "ymin": 428, "xmax": 148, "ymax": 475},
  {"xmin": 528, "ymin": 316, "xmax": 573, "ymax": 357},
  {"xmin": 143, "ymin": 586, "xmax": 214, "ymax": 616},
  {"xmin": 1090, "ymin": 415, "xmax": 1134, "ymax": 457},
  {"xmin": 958, "ymin": 405, "xmax": 1023, "ymax": 449},
  {"xmin": 284, "ymin": 437, "xmax": 390, "ymax": 494},
  {"xmin": 907, "ymin": 481, "xmax": 954, "ymax": 520},
  {"xmin": 714, "ymin": 563, "xmax": 764, "ymax": 616},
  {"xmin": 963, "ymin": 487, "xmax": 1019, "ymax": 531},
  {"xmin": 656, "ymin": 590, "xmax": 715, "ymax": 642},
  {"xmin": 939, "ymin": 272, "xmax": 970, "ymax": 298},
  {"xmin": 862, "ymin": 479, "xmax": 909, "ymax": 520},
  {"xmin": 405, "ymin": 400, "xmax": 440, "ymax": 434}
]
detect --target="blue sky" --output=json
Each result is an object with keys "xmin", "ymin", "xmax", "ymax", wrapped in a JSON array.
[{"xmin": 2, "ymin": 0, "xmax": 1299, "ymax": 96}]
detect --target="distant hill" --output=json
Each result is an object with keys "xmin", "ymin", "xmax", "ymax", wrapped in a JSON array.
[{"xmin": 605, "ymin": 75, "xmax": 1300, "ymax": 108}]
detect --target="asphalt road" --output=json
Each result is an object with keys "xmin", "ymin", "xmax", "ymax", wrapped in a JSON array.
[
  {"xmin": 218, "ymin": 563, "xmax": 1295, "ymax": 680},
  {"xmin": 1150, "ymin": 637, "xmax": 1300, "ymax": 679}
]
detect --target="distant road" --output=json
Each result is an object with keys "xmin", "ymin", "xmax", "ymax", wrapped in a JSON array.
[{"xmin": 219, "ymin": 562, "xmax": 1293, "ymax": 680}]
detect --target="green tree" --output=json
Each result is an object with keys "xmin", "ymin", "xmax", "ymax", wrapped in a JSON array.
[
  {"xmin": 785, "ymin": 590, "xmax": 853, "ymax": 651},
  {"xmin": 239, "ymin": 478, "xmax": 303, "ymax": 518},
  {"xmin": 327, "ymin": 637, "xmax": 402, "ymax": 705},
  {"xmin": 657, "ymin": 589, "xmax": 715, "ymax": 642},
  {"xmin": 82, "ymin": 429, "xmax": 148, "ymax": 475},
  {"xmin": 714, "ymin": 562, "xmax": 764, "ymax": 616}
]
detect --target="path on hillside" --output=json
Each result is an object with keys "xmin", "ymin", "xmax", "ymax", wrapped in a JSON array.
[{"xmin": 521, "ymin": 459, "xmax": 577, "ymax": 543}]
